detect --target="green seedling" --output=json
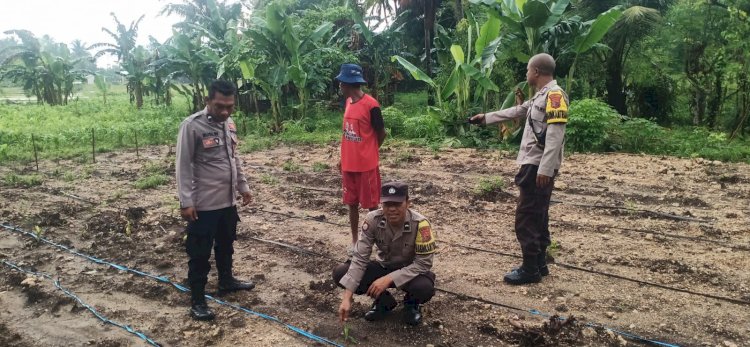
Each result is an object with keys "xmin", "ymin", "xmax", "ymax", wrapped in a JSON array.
[
  {"xmin": 33, "ymin": 225, "xmax": 44, "ymax": 241},
  {"xmin": 125, "ymin": 219, "xmax": 132, "ymax": 237},
  {"xmin": 343, "ymin": 323, "xmax": 358, "ymax": 345}
]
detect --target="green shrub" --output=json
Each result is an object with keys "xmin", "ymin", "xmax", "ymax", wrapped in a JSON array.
[
  {"xmin": 611, "ymin": 117, "xmax": 666, "ymax": 153},
  {"xmin": 403, "ymin": 113, "xmax": 444, "ymax": 139},
  {"xmin": 382, "ymin": 106, "xmax": 407, "ymax": 136},
  {"xmin": 567, "ymin": 99, "xmax": 621, "ymax": 152}
]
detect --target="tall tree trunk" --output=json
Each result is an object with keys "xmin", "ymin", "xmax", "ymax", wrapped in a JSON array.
[
  {"xmin": 707, "ymin": 70, "xmax": 723, "ymax": 129},
  {"xmin": 454, "ymin": 0, "xmax": 463, "ymax": 21},
  {"xmin": 605, "ymin": 39, "xmax": 627, "ymax": 115},
  {"xmin": 692, "ymin": 88, "xmax": 706, "ymax": 125},
  {"xmin": 135, "ymin": 82, "xmax": 143, "ymax": 109},
  {"xmin": 423, "ymin": 0, "xmax": 436, "ymax": 76}
]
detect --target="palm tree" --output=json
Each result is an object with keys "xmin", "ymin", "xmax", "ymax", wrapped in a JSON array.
[{"xmin": 576, "ymin": 0, "xmax": 674, "ymax": 115}]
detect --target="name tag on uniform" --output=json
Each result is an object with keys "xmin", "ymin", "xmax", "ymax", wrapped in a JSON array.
[{"xmin": 202, "ymin": 137, "xmax": 222, "ymax": 148}]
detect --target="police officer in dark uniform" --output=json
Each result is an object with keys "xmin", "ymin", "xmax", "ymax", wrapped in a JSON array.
[
  {"xmin": 176, "ymin": 80, "xmax": 255, "ymax": 320},
  {"xmin": 333, "ymin": 182, "xmax": 437, "ymax": 326},
  {"xmin": 470, "ymin": 53, "xmax": 569, "ymax": 285}
]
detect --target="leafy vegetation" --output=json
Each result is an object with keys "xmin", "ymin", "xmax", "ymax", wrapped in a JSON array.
[{"xmin": 1, "ymin": 0, "xmax": 750, "ymax": 164}]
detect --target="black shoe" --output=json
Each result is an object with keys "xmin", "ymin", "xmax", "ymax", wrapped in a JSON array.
[
  {"xmin": 511, "ymin": 263, "xmax": 549, "ymax": 277},
  {"xmin": 503, "ymin": 267, "xmax": 542, "ymax": 285},
  {"xmin": 218, "ymin": 278, "xmax": 255, "ymax": 293},
  {"xmin": 403, "ymin": 303, "xmax": 422, "ymax": 326},
  {"xmin": 190, "ymin": 303, "xmax": 215, "ymax": 321},
  {"xmin": 538, "ymin": 256, "xmax": 549, "ymax": 277},
  {"xmin": 364, "ymin": 292, "xmax": 397, "ymax": 322}
]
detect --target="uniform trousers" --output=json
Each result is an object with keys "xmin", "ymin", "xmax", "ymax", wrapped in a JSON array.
[
  {"xmin": 185, "ymin": 206, "xmax": 239, "ymax": 304},
  {"xmin": 514, "ymin": 164, "xmax": 555, "ymax": 258}
]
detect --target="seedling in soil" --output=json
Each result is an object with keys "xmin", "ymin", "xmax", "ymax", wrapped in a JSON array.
[
  {"xmin": 547, "ymin": 240, "xmax": 560, "ymax": 259},
  {"xmin": 625, "ymin": 200, "xmax": 637, "ymax": 214},
  {"xmin": 343, "ymin": 323, "xmax": 358, "ymax": 345},
  {"xmin": 33, "ymin": 225, "xmax": 44, "ymax": 242},
  {"xmin": 125, "ymin": 219, "xmax": 132, "ymax": 237}
]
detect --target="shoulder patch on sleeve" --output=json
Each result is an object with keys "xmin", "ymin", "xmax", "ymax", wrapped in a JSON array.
[
  {"xmin": 545, "ymin": 90, "xmax": 568, "ymax": 124},
  {"xmin": 415, "ymin": 220, "xmax": 437, "ymax": 255}
]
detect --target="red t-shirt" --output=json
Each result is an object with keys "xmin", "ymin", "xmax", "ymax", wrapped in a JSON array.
[{"xmin": 341, "ymin": 94, "xmax": 380, "ymax": 172}]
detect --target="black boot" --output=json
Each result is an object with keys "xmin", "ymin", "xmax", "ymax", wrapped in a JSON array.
[
  {"xmin": 504, "ymin": 254, "xmax": 542, "ymax": 285},
  {"xmin": 364, "ymin": 291, "xmax": 397, "ymax": 322},
  {"xmin": 218, "ymin": 277, "xmax": 256, "ymax": 293},
  {"xmin": 402, "ymin": 299, "xmax": 422, "ymax": 326},
  {"xmin": 538, "ymin": 248, "xmax": 549, "ymax": 277},
  {"xmin": 190, "ymin": 287, "xmax": 215, "ymax": 321},
  {"xmin": 511, "ymin": 253, "xmax": 549, "ymax": 277},
  {"xmin": 190, "ymin": 301, "xmax": 216, "ymax": 321}
]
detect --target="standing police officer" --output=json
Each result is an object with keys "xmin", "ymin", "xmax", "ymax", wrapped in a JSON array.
[
  {"xmin": 470, "ymin": 53, "xmax": 569, "ymax": 285},
  {"xmin": 176, "ymin": 80, "xmax": 255, "ymax": 321}
]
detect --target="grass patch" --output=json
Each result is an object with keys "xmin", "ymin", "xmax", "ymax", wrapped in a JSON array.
[
  {"xmin": 472, "ymin": 176, "xmax": 507, "ymax": 202},
  {"xmin": 134, "ymin": 174, "xmax": 170, "ymax": 189},
  {"xmin": 142, "ymin": 160, "xmax": 171, "ymax": 175},
  {"xmin": 282, "ymin": 159, "xmax": 303, "ymax": 172},
  {"xmin": 260, "ymin": 174, "xmax": 279, "ymax": 185},
  {"xmin": 312, "ymin": 162, "xmax": 331, "ymax": 172},
  {"xmin": 3, "ymin": 173, "xmax": 43, "ymax": 188}
]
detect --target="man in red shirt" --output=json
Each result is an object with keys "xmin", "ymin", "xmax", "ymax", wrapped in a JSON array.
[{"xmin": 336, "ymin": 63, "xmax": 387, "ymax": 256}]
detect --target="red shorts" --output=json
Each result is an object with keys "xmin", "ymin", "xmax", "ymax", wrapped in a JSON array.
[{"xmin": 342, "ymin": 167, "xmax": 381, "ymax": 209}]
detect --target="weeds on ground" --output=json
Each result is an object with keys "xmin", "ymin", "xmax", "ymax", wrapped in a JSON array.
[
  {"xmin": 282, "ymin": 159, "xmax": 303, "ymax": 172},
  {"xmin": 474, "ymin": 176, "xmax": 505, "ymax": 196},
  {"xmin": 135, "ymin": 174, "xmax": 170, "ymax": 189},
  {"xmin": 260, "ymin": 174, "xmax": 279, "ymax": 185},
  {"xmin": 3, "ymin": 173, "xmax": 43, "ymax": 188},
  {"xmin": 312, "ymin": 162, "xmax": 330, "ymax": 172}
]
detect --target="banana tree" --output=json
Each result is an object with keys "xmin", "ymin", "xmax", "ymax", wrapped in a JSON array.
[
  {"xmin": 239, "ymin": 59, "xmax": 285, "ymax": 131},
  {"xmin": 151, "ymin": 32, "xmax": 217, "ymax": 111},
  {"xmin": 242, "ymin": 2, "xmax": 334, "ymax": 123},
  {"xmin": 562, "ymin": 6, "xmax": 623, "ymax": 93},
  {"xmin": 469, "ymin": 0, "xmax": 571, "ymax": 59}
]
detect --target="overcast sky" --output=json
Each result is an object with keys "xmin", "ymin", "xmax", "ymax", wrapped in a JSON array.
[{"xmin": 0, "ymin": 0, "xmax": 181, "ymax": 67}]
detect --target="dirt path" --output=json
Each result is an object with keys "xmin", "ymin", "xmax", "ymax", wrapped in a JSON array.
[{"xmin": 1, "ymin": 144, "xmax": 748, "ymax": 346}]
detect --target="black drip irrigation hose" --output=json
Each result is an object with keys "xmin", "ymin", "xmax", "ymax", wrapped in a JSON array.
[
  {"xmin": 0, "ymin": 260, "xmax": 161, "ymax": 346},
  {"xmin": 246, "ymin": 235, "xmax": 683, "ymax": 347},
  {"xmin": 252, "ymin": 209, "xmax": 750, "ymax": 306},
  {"xmin": 0, "ymin": 223, "xmax": 344, "ymax": 347}
]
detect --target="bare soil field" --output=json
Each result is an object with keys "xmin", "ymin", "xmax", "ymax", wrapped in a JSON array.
[{"xmin": 1, "ymin": 143, "xmax": 748, "ymax": 347}]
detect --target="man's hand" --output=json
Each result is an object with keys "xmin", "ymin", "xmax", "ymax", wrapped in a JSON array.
[
  {"xmin": 469, "ymin": 113, "xmax": 486, "ymax": 125},
  {"xmin": 180, "ymin": 207, "xmax": 198, "ymax": 222},
  {"xmin": 338, "ymin": 291, "xmax": 354, "ymax": 322},
  {"xmin": 536, "ymin": 174, "xmax": 551, "ymax": 188},
  {"xmin": 366, "ymin": 275, "xmax": 393, "ymax": 299},
  {"xmin": 241, "ymin": 191, "xmax": 252, "ymax": 206}
]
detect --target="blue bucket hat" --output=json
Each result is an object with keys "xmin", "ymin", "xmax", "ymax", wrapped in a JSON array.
[{"xmin": 335, "ymin": 63, "xmax": 367, "ymax": 85}]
